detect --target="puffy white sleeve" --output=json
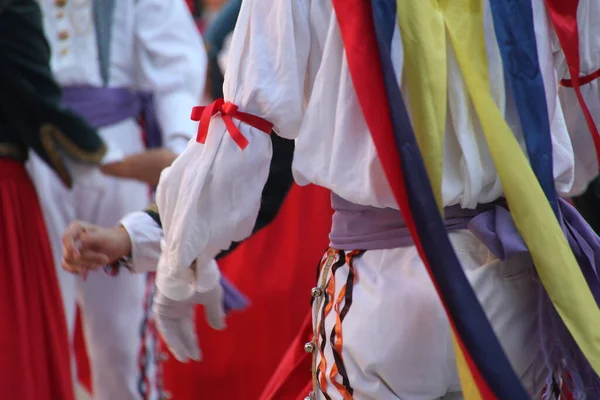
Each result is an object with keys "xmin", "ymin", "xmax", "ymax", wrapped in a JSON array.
[
  {"xmin": 135, "ymin": 0, "xmax": 207, "ymax": 154},
  {"xmin": 155, "ymin": 0, "xmax": 310, "ymax": 301}
]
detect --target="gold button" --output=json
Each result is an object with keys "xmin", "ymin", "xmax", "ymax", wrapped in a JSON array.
[
  {"xmin": 59, "ymin": 48, "xmax": 69, "ymax": 56},
  {"xmin": 54, "ymin": 0, "xmax": 67, "ymax": 6},
  {"xmin": 58, "ymin": 30, "xmax": 69, "ymax": 40},
  {"xmin": 57, "ymin": 11, "xmax": 64, "ymax": 18},
  {"xmin": 304, "ymin": 342, "xmax": 315, "ymax": 353}
]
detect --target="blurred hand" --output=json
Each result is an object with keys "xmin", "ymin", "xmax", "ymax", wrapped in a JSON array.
[
  {"xmin": 153, "ymin": 284, "xmax": 226, "ymax": 363},
  {"xmin": 100, "ymin": 148, "xmax": 178, "ymax": 186},
  {"xmin": 62, "ymin": 221, "xmax": 131, "ymax": 274}
]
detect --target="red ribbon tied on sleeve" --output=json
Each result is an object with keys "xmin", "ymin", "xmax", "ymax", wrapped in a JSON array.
[{"xmin": 190, "ymin": 98, "xmax": 274, "ymax": 150}]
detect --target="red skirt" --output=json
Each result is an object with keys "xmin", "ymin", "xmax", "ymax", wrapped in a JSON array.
[
  {"xmin": 0, "ymin": 159, "xmax": 74, "ymax": 400},
  {"xmin": 259, "ymin": 312, "xmax": 313, "ymax": 400}
]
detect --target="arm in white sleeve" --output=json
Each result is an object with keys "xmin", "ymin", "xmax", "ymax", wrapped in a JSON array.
[
  {"xmin": 155, "ymin": 0, "xmax": 310, "ymax": 301},
  {"xmin": 119, "ymin": 211, "xmax": 163, "ymax": 273},
  {"xmin": 135, "ymin": 0, "xmax": 207, "ymax": 154}
]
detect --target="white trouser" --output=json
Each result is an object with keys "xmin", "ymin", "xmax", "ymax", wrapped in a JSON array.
[
  {"xmin": 311, "ymin": 230, "xmax": 547, "ymax": 400},
  {"xmin": 27, "ymin": 119, "xmax": 159, "ymax": 400}
]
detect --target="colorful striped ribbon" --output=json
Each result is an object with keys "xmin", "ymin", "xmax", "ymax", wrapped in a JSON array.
[
  {"xmin": 333, "ymin": 0, "xmax": 527, "ymax": 398},
  {"xmin": 374, "ymin": 1, "xmax": 527, "ymax": 398},
  {"xmin": 437, "ymin": 0, "xmax": 600, "ymax": 377}
]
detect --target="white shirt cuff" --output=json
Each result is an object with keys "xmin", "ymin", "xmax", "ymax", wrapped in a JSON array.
[{"xmin": 119, "ymin": 212, "xmax": 162, "ymax": 273}]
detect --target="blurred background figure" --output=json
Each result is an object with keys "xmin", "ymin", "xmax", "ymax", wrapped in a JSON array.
[
  {"xmin": 26, "ymin": 1, "xmax": 207, "ymax": 399},
  {"xmin": 0, "ymin": 0, "xmax": 115, "ymax": 398}
]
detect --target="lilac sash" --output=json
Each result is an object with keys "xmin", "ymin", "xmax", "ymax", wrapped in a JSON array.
[
  {"xmin": 331, "ymin": 194, "xmax": 600, "ymax": 305},
  {"xmin": 221, "ymin": 276, "xmax": 249, "ymax": 312},
  {"xmin": 330, "ymin": 193, "xmax": 497, "ymax": 250},
  {"xmin": 61, "ymin": 86, "xmax": 162, "ymax": 148}
]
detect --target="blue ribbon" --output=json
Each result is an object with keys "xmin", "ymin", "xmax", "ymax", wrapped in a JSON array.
[
  {"xmin": 488, "ymin": 0, "xmax": 558, "ymax": 216},
  {"xmin": 370, "ymin": 1, "xmax": 529, "ymax": 398}
]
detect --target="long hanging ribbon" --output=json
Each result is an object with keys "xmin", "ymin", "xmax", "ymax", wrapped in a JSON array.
[
  {"xmin": 437, "ymin": 0, "xmax": 600, "ymax": 376},
  {"xmin": 544, "ymin": 0, "xmax": 600, "ymax": 169},
  {"xmin": 372, "ymin": 1, "xmax": 526, "ymax": 398},
  {"xmin": 395, "ymin": 0, "xmax": 446, "ymax": 210},
  {"xmin": 487, "ymin": 0, "xmax": 558, "ymax": 215},
  {"xmin": 371, "ymin": 4, "xmax": 500, "ymax": 399},
  {"xmin": 334, "ymin": 0, "xmax": 527, "ymax": 398}
]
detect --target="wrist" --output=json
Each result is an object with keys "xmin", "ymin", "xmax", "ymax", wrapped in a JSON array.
[{"xmin": 115, "ymin": 225, "xmax": 133, "ymax": 259}]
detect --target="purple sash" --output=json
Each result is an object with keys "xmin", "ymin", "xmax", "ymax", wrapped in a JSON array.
[
  {"xmin": 331, "ymin": 194, "xmax": 600, "ymax": 304},
  {"xmin": 330, "ymin": 193, "xmax": 498, "ymax": 250},
  {"xmin": 61, "ymin": 86, "xmax": 162, "ymax": 148}
]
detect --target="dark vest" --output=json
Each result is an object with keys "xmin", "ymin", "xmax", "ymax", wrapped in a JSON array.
[{"xmin": 0, "ymin": 0, "xmax": 106, "ymax": 188}]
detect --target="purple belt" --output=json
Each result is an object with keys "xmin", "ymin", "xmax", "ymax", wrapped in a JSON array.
[
  {"xmin": 61, "ymin": 86, "xmax": 162, "ymax": 148},
  {"xmin": 330, "ymin": 194, "xmax": 499, "ymax": 250},
  {"xmin": 330, "ymin": 194, "xmax": 600, "ymax": 294}
]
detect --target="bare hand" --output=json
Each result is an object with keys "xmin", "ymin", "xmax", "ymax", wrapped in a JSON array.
[
  {"xmin": 100, "ymin": 148, "xmax": 178, "ymax": 186},
  {"xmin": 62, "ymin": 221, "xmax": 132, "ymax": 274}
]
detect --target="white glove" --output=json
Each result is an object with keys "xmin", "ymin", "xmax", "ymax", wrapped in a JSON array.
[{"xmin": 153, "ymin": 284, "xmax": 226, "ymax": 363}]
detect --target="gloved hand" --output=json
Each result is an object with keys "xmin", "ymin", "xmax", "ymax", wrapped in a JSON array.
[{"xmin": 153, "ymin": 284, "xmax": 226, "ymax": 363}]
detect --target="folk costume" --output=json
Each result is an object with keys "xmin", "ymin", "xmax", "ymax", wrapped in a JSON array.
[
  {"xmin": 25, "ymin": 1, "xmax": 206, "ymax": 398},
  {"xmin": 158, "ymin": 0, "xmax": 600, "ymax": 399},
  {"xmin": 0, "ymin": 0, "xmax": 107, "ymax": 398}
]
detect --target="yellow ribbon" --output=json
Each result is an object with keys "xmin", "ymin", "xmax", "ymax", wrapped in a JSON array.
[
  {"xmin": 397, "ymin": 0, "xmax": 447, "ymax": 211},
  {"xmin": 397, "ymin": 0, "xmax": 600, "ymax": 396}
]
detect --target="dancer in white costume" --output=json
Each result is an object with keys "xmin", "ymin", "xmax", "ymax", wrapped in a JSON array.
[
  {"xmin": 151, "ymin": 1, "xmax": 600, "ymax": 399},
  {"xmin": 26, "ymin": 1, "xmax": 206, "ymax": 398}
]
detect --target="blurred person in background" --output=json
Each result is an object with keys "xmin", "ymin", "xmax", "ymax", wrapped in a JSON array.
[
  {"xmin": 25, "ymin": 1, "xmax": 207, "ymax": 399},
  {"xmin": 0, "ymin": 0, "xmax": 113, "ymax": 397}
]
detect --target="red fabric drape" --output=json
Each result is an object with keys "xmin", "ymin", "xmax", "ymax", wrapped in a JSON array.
[{"xmin": 0, "ymin": 159, "xmax": 74, "ymax": 400}]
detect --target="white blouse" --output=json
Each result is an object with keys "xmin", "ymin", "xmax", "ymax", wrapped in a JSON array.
[{"xmin": 38, "ymin": 0, "xmax": 207, "ymax": 154}]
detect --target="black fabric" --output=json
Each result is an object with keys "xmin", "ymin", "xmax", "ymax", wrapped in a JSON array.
[
  {"xmin": 203, "ymin": 0, "xmax": 242, "ymax": 100},
  {"xmin": 144, "ymin": 133, "xmax": 295, "ymax": 259},
  {"xmin": 0, "ymin": 0, "xmax": 105, "ymax": 186},
  {"xmin": 573, "ymin": 175, "xmax": 600, "ymax": 235}
]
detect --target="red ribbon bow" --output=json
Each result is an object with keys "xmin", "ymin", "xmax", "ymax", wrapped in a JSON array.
[{"xmin": 190, "ymin": 98, "xmax": 273, "ymax": 150}]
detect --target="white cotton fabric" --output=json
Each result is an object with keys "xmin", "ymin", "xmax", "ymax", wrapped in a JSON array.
[
  {"xmin": 553, "ymin": 0, "xmax": 600, "ymax": 196},
  {"xmin": 155, "ymin": 0, "xmax": 592, "ymax": 303},
  {"xmin": 38, "ymin": 0, "xmax": 206, "ymax": 152},
  {"xmin": 119, "ymin": 211, "xmax": 163, "ymax": 273},
  {"xmin": 313, "ymin": 232, "xmax": 547, "ymax": 400}
]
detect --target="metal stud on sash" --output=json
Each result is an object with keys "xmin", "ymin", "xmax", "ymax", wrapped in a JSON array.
[{"xmin": 304, "ymin": 342, "xmax": 315, "ymax": 353}]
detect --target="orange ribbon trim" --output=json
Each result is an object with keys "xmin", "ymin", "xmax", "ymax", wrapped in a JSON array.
[{"xmin": 190, "ymin": 98, "xmax": 273, "ymax": 150}]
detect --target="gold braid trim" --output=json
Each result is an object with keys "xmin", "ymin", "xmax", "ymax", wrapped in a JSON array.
[
  {"xmin": 40, "ymin": 123, "xmax": 107, "ymax": 188},
  {"xmin": 0, "ymin": 143, "xmax": 26, "ymax": 160},
  {"xmin": 145, "ymin": 203, "xmax": 159, "ymax": 214}
]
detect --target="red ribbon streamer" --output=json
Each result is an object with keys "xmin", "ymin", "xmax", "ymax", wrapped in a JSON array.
[
  {"xmin": 191, "ymin": 98, "xmax": 273, "ymax": 150},
  {"xmin": 545, "ymin": 0, "xmax": 600, "ymax": 169},
  {"xmin": 560, "ymin": 66, "xmax": 600, "ymax": 88}
]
